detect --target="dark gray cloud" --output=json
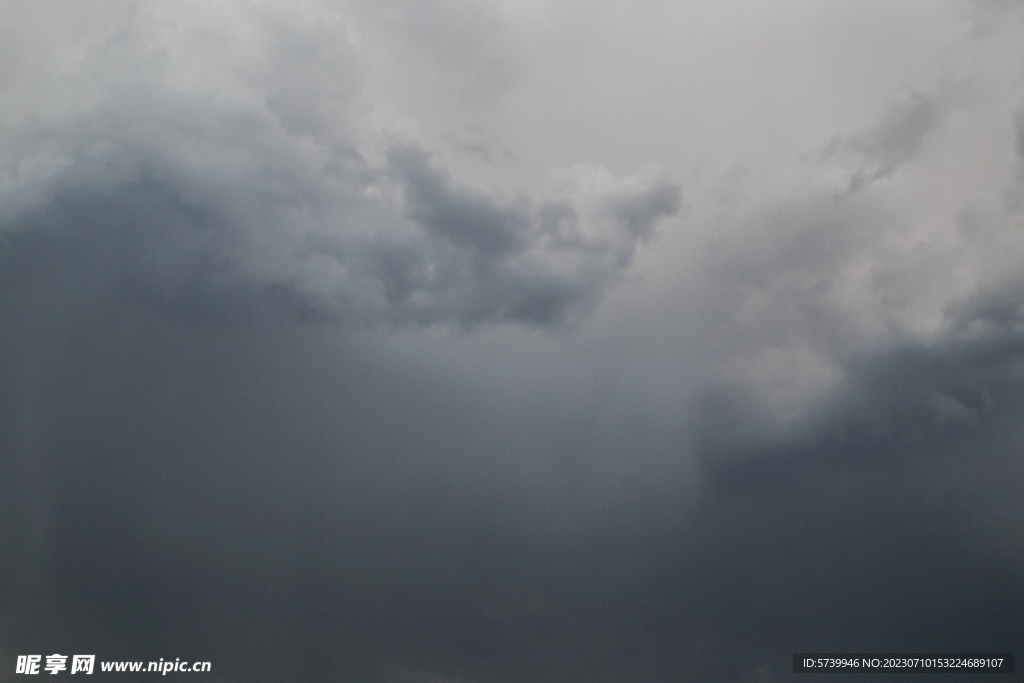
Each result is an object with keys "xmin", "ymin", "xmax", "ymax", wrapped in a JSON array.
[
  {"xmin": 0, "ymin": 5, "xmax": 679, "ymax": 332},
  {"xmin": 670, "ymin": 98, "xmax": 1024, "ymax": 678},
  {"xmin": 2, "ymin": 1, "xmax": 1024, "ymax": 682},
  {"xmin": 0, "ymin": 135, "xmax": 677, "ymax": 330},
  {"xmin": 4, "ymin": 270, "xmax": 1022, "ymax": 683}
]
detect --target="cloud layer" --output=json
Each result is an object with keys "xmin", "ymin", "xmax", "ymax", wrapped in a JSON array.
[
  {"xmin": 2, "ymin": 0, "xmax": 1024, "ymax": 681},
  {"xmin": 0, "ymin": 0, "xmax": 679, "ymax": 332}
]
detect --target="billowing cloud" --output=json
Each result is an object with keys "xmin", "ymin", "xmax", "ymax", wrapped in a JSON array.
[
  {"xmin": 2, "ymin": 0, "xmax": 1024, "ymax": 681},
  {"xmin": 0, "ymin": 0, "xmax": 679, "ymax": 331}
]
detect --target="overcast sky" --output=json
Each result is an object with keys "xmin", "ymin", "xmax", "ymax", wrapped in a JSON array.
[{"xmin": 2, "ymin": 1, "xmax": 1023, "ymax": 681}]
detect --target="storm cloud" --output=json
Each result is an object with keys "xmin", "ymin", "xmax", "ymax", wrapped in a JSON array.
[
  {"xmin": 2, "ymin": 0, "xmax": 1024, "ymax": 682},
  {"xmin": 0, "ymin": 0, "xmax": 679, "ymax": 332}
]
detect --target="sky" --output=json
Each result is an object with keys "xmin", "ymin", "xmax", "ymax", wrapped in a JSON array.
[{"xmin": 1, "ymin": 0, "xmax": 1023, "ymax": 681}]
